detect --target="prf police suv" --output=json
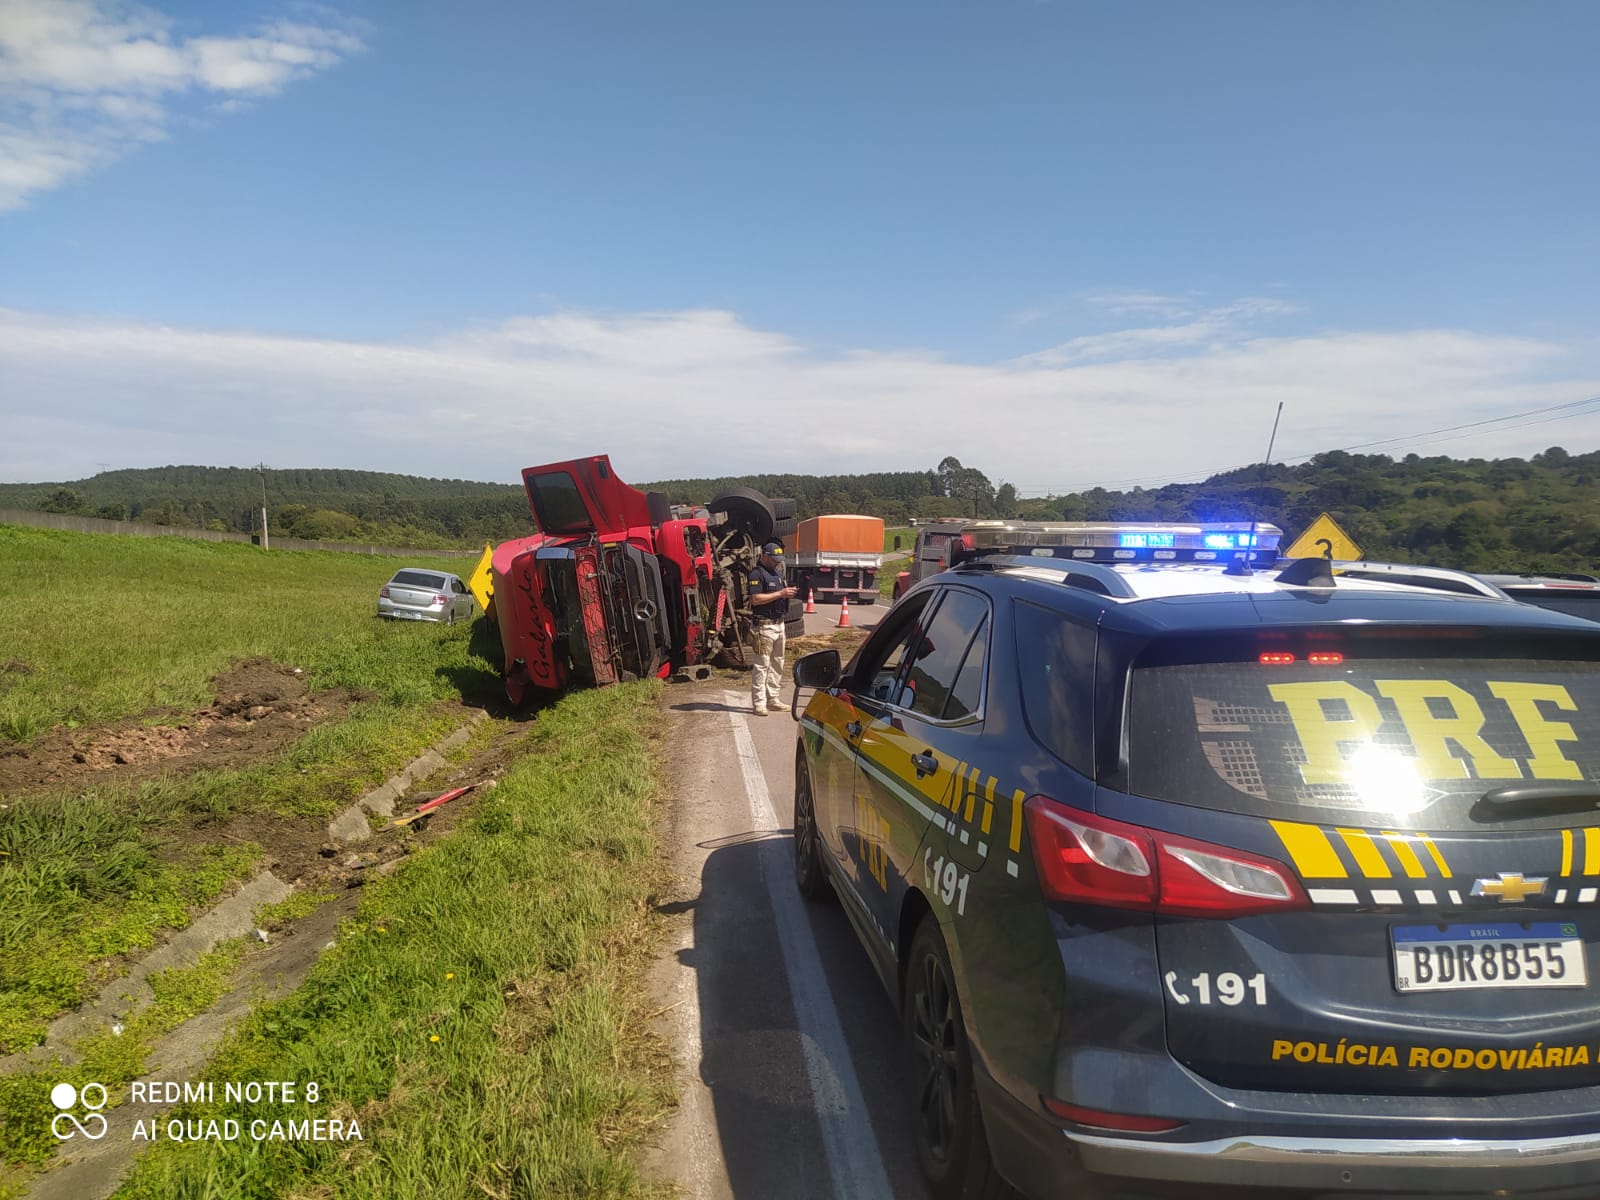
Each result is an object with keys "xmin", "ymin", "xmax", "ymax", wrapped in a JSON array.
[{"xmin": 789, "ymin": 522, "xmax": 1600, "ymax": 1200}]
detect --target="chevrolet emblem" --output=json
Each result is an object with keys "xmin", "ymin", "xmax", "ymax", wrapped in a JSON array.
[{"xmin": 1471, "ymin": 873, "xmax": 1548, "ymax": 904}]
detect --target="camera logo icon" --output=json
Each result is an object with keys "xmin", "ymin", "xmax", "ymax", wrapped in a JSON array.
[{"xmin": 51, "ymin": 1082, "xmax": 108, "ymax": 1141}]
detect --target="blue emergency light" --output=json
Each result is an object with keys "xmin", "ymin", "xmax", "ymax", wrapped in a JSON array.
[
  {"xmin": 1203, "ymin": 532, "xmax": 1256, "ymax": 550},
  {"xmin": 958, "ymin": 521, "xmax": 1282, "ymax": 565}
]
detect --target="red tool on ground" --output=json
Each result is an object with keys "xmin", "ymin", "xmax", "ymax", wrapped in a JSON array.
[{"xmin": 391, "ymin": 783, "xmax": 477, "ymax": 828}]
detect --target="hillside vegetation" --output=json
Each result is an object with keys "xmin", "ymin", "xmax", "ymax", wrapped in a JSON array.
[{"xmin": 5, "ymin": 447, "xmax": 1600, "ymax": 572}]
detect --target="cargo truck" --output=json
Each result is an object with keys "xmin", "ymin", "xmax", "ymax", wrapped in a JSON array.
[
  {"xmin": 792, "ymin": 514, "xmax": 884, "ymax": 606},
  {"xmin": 484, "ymin": 455, "xmax": 799, "ymax": 703}
]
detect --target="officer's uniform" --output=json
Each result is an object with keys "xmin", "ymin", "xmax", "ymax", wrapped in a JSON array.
[{"xmin": 748, "ymin": 549, "xmax": 789, "ymax": 714}]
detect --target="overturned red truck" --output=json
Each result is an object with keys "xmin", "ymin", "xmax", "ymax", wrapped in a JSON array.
[{"xmin": 485, "ymin": 456, "xmax": 797, "ymax": 703}]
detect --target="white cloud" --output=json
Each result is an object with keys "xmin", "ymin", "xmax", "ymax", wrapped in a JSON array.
[
  {"xmin": 1019, "ymin": 296, "xmax": 1305, "ymax": 365},
  {"xmin": 1082, "ymin": 290, "xmax": 1199, "ymax": 319},
  {"xmin": 1008, "ymin": 303, "xmax": 1057, "ymax": 326},
  {"xmin": 2, "ymin": 304, "xmax": 1597, "ymax": 494},
  {"xmin": 0, "ymin": 0, "xmax": 363, "ymax": 210}
]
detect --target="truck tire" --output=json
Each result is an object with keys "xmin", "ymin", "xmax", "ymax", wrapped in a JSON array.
[
  {"xmin": 773, "ymin": 515, "xmax": 798, "ymax": 539},
  {"xmin": 770, "ymin": 497, "xmax": 798, "ymax": 520},
  {"xmin": 708, "ymin": 487, "xmax": 775, "ymax": 544}
]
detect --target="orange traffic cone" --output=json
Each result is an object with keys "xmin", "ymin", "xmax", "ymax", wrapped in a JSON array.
[
  {"xmin": 836, "ymin": 594, "xmax": 851, "ymax": 628},
  {"xmin": 804, "ymin": 588, "xmax": 816, "ymax": 614}
]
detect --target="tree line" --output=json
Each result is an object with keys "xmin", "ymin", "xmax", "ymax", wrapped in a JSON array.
[{"xmin": 3, "ymin": 449, "xmax": 1598, "ymax": 573}]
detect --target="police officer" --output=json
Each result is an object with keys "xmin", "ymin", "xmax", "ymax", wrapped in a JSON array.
[{"xmin": 747, "ymin": 541, "xmax": 797, "ymax": 715}]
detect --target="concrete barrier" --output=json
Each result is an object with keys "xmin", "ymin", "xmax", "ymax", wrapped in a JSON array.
[{"xmin": 0, "ymin": 508, "xmax": 480, "ymax": 558}]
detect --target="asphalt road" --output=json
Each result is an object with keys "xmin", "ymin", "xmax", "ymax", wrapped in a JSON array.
[{"xmin": 645, "ymin": 600, "xmax": 938, "ymax": 1200}]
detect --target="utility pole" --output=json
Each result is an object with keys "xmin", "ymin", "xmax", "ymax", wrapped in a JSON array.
[{"xmin": 257, "ymin": 463, "xmax": 270, "ymax": 550}]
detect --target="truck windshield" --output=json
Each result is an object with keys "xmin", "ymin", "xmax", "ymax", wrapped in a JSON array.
[{"xmin": 526, "ymin": 471, "xmax": 593, "ymax": 535}]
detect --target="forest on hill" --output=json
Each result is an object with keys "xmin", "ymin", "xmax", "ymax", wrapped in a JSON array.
[{"xmin": 3, "ymin": 448, "xmax": 1598, "ymax": 572}]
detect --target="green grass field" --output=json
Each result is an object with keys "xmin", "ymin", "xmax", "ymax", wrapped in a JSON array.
[
  {"xmin": 107, "ymin": 683, "xmax": 672, "ymax": 1200},
  {"xmin": 0, "ymin": 524, "xmax": 490, "ymax": 742},
  {"xmin": 0, "ymin": 524, "xmax": 676, "ymax": 1199},
  {"xmin": 0, "ymin": 525, "xmax": 496, "ymax": 1057}
]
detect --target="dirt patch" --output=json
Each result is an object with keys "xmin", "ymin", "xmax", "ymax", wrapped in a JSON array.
[
  {"xmin": 191, "ymin": 721, "xmax": 534, "ymax": 897},
  {"xmin": 786, "ymin": 627, "xmax": 869, "ymax": 661},
  {"xmin": 0, "ymin": 658, "xmax": 364, "ymax": 797}
]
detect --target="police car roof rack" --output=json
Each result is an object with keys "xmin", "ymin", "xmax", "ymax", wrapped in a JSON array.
[
  {"xmin": 953, "ymin": 553, "xmax": 1140, "ymax": 599},
  {"xmin": 1322, "ymin": 560, "xmax": 1510, "ymax": 599}
]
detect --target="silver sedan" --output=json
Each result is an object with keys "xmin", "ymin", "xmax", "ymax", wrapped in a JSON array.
[{"xmin": 377, "ymin": 569, "xmax": 477, "ymax": 624}]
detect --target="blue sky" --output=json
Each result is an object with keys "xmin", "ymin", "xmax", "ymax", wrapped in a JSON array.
[{"xmin": 2, "ymin": 0, "xmax": 1597, "ymax": 491}]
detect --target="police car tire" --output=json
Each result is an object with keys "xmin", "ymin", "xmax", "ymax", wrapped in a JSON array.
[
  {"xmin": 905, "ymin": 916, "xmax": 1009, "ymax": 1200},
  {"xmin": 770, "ymin": 497, "xmax": 798, "ymax": 520},
  {"xmin": 793, "ymin": 752, "xmax": 834, "ymax": 902}
]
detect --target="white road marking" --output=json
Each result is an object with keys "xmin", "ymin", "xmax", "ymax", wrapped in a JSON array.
[{"xmin": 724, "ymin": 693, "xmax": 893, "ymax": 1200}]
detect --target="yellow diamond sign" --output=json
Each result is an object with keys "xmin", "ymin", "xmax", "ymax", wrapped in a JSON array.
[
  {"xmin": 467, "ymin": 543, "xmax": 495, "ymax": 613},
  {"xmin": 1285, "ymin": 513, "xmax": 1363, "ymax": 562}
]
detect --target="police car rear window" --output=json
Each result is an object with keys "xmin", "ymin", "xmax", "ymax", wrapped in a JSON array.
[
  {"xmin": 1126, "ymin": 634, "xmax": 1600, "ymax": 831},
  {"xmin": 1505, "ymin": 592, "xmax": 1600, "ymax": 623}
]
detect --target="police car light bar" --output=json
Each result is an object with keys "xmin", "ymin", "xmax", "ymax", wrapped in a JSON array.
[{"xmin": 956, "ymin": 522, "xmax": 1281, "ymax": 565}]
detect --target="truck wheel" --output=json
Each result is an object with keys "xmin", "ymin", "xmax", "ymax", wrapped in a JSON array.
[
  {"xmin": 770, "ymin": 497, "xmax": 798, "ymax": 521},
  {"xmin": 772, "ymin": 515, "xmax": 798, "ymax": 538},
  {"xmin": 708, "ymin": 487, "xmax": 775, "ymax": 544}
]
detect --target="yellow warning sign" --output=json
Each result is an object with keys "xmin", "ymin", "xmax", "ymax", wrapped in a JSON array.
[
  {"xmin": 467, "ymin": 544, "xmax": 495, "ymax": 614},
  {"xmin": 1285, "ymin": 513, "xmax": 1363, "ymax": 562}
]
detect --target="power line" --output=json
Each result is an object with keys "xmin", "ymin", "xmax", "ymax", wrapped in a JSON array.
[
  {"xmin": 1020, "ymin": 392, "xmax": 1600, "ymax": 497},
  {"xmin": 1276, "ymin": 393, "xmax": 1600, "ymax": 461}
]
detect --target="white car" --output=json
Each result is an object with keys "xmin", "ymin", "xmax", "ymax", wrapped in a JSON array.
[{"xmin": 377, "ymin": 569, "xmax": 476, "ymax": 624}]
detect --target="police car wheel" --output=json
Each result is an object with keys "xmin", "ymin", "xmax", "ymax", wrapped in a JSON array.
[
  {"xmin": 905, "ymin": 915, "xmax": 1005, "ymax": 1200},
  {"xmin": 793, "ymin": 752, "xmax": 834, "ymax": 902}
]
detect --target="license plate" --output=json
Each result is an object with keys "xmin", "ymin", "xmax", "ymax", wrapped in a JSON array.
[{"xmin": 1392, "ymin": 923, "xmax": 1587, "ymax": 993}]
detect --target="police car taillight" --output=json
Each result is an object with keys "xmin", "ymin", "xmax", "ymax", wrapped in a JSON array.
[{"xmin": 1023, "ymin": 798, "xmax": 1309, "ymax": 918}]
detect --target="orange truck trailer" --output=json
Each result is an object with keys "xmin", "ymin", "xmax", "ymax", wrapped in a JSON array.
[{"xmin": 791, "ymin": 514, "xmax": 884, "ymax": 606}]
